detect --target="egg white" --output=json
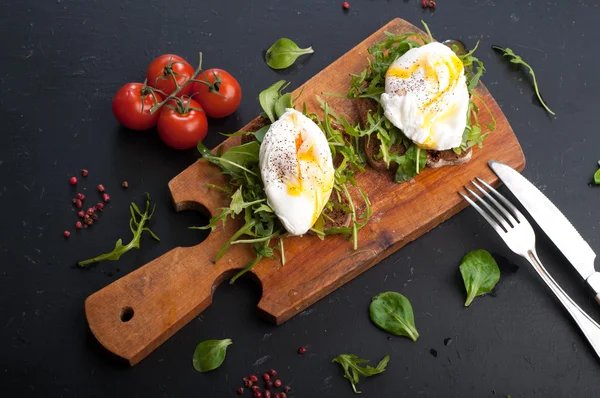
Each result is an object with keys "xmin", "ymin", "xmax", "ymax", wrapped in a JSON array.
[
  {"xmin": 259, "ymin": 108, "xmax": 335, "ymax": 236},
  {"xmin": 380, "ymin": 42, "xmax": 469, "ymax": 151}
]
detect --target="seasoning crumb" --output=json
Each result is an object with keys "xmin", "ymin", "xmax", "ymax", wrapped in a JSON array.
[
  {"xmin": 444, "ymin": 337, "xmax": 453, "ymax": 346},
  {"xmin": 429, "ymin": 348, "xmax": 438, "ymax": 358},
  {"xmin": 122, "ymin": 181, "xmax": 129, "ymax": 188}
]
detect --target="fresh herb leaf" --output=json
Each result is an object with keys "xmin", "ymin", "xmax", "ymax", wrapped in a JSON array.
[
  {"xmin": 369, "ymin": 291, "xmax": 419, "ymax": 341},
  {"xmin": 274, "ymin": 92, "xmax": 293, "ymax": 119},
  {"xmin": 198, "ymin": 141, "xmax": 260, "ymax": 178},
  {"xmin": 393, "ymin": 144, "xmax": 427, "ymax": 183},
  {"xmin": 332, "ymin": 354, "xmax": 390, "ymax": 394},
  {"xmin": 78, "ymin": 194, "xmax": 159, "ymax": 267},
  {"xmin": 492, "ymin": 45, "xmax": 556, "ymax": 116},
  {"xmin": 259, "ymin": 80, "xmax": 290, "ymax": 123},
  {"xmin": 459, "ymin": 249, "xmax": 500, "ymax": 306},
  {"xmin": 594, "ymin": 161, "xmax": 600, "ymax": 184},
  {"xmin": 265, "ymin": 38, "xmax": 314, "ymax": 70},
  {"xmin": 192, "ymin": 338, "xmax": 232, "ymax": 372}
]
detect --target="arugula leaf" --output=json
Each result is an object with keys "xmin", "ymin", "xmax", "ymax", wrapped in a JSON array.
[
  {"xmin": 332, "ymin": 354, "xmax": 390, "ymax": 394},
  {"xmin": 393, "ymin": 144, "xmax": 427, "ymax": 183},
  {"xmin": 259, "ymin": 80, "xmax": 290, "ymax": 123},
  {"xmin": 192, "ymin": 339, "xmax": 232, "ymax": 372},
  {"xmin": 198, "ymin": 141, "xmax": 260, "ymax": 178},
  {"xmin": 78, "ymin": 194, "xmax": 159, "ymax": 267},
  {"xmin": 265, "ymin": 38, "xmax": 314, "ymax": 70},
  {"xmin": 595, "ymin": 161, "xmax": 600, "ymax": 184},
  {"xmin": 369, "ymin": 292, "xmax": 419, "ymax": 341},
  {"xmin": 492, "ymin": 45, "xmax": 556, "ymax": 116},
  {"xmin": 459, "ymin": 249, "xmax": 500, "ymax": 306}
]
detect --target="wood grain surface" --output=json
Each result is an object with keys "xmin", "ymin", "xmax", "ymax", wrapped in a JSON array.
[{"xmin": 85, "ymin": 18, "xmax": 525, "ymax": 365}]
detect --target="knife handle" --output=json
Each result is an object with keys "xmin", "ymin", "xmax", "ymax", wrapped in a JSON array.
[
  {"xmin": 527, "ymin": 250, "xmax": 600, "ymax": 359},
  {"xmin": 586, "ymin": 272, "xmax": 600, "ymax": 305}
]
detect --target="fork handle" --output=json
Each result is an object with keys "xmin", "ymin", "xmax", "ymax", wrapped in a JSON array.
[{"xmin": 527, "ymin": 250, "xmax": 600, "ymax": 358}]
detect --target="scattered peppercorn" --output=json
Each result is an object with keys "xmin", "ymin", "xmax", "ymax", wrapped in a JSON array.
[
  {"xmin": 63, "ymin": 230, "xmax": 71, "ymax": 237},
  {"xmin": 102, "ymin": 193, "xmax": 111, "ymax": 202},
  {"xmin": 90, "ymin": 213, "xmax": 99, "ymax": 221},
  {"xmin": 298, "ymin": 346, "xmax": 307, "ymax": 354},
  {"xmin": 268, "ymin": 369, "xmax": 277, "ymax": 377},
  {"xmin": 96, "ymin": 202, "xmax": 105, "ymax": 211},
  {"xmin": 254, "ymin": 392, "xmax": 262, "ymax": 398},
  {"xmin": 77, "ymin": 193, "xmax": 86, "ymax": 201},
  {"xmin": 421, "ymin": 0, "xmax": 436, "ymax": 8},
  {"xmin": 342, "ymin": 1, "xmax": 350, "ymax": 9},
  {"xmin": 86, "ymin": 208, "xmax": 95, "ymax": 216},
  {"xmin": 122, "ymin": 181, "xmax": 129, "ymax": 188},
  {"xmin": 84, "ymin": 218, "xmax": 93, "ymax": 226},
  {"xmin": 244, "ymin": 379, "xmax": 253, "ymax": 388},
  {"xmin": 252, "ymin": 385, "xmax": 260, "ymax": 393},
  {"xmin": 97, "ymin": 184, "xmax": 105, "ymax": 193},
  {"xmin": 75, "ymin": 199, "xmax": 83, "ymax": 209},
  {"xmin": 250, "ymin": 375, "xmax": 258, "ymax": 383},
  {"xmin": 75, "ymin": 221, "xmax": 83, "ymax": 229},
  {"xmin": 264, "ymin": 391, "xmax": 271, "ymax": 398},
  {"xmin": 69, "ymin": 177, "xmax": 78, "ymax": 185},
  {"xmin": 274, "ymin": 380, "xmax": 282, "ymax": 388},
  {"xmin": 429, "ymin": 348, "xmax": 438, "ymax": 358},
  {"xmin": 265, "ymin": 381, "xmax": 273, "ymax": 390},
  {"xmin": 81, "ymin": 169, "xmax": 89, "ymax": 177},
  {"xmin": 263, "ymin": 373, "xmax": 271, "ymax": 382},
  {"xmin": 72, "ymin": 198, "xmax": 78, "ymax": 204},
  {"xmin": 77, "ymin": 211, "xmax": 85, "ymax": 218},
  {"xmin": 237, "ymin": 387, "xmax": 244, "ymax": 395},
  {"xmin": 284, "ymin": 386, "xmax": 291, "ymax": 393}
]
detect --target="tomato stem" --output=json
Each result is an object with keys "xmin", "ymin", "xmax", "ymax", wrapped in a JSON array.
[{"xmin": 150, "ymin": 52, "xmax": 204, "ymax": 114}]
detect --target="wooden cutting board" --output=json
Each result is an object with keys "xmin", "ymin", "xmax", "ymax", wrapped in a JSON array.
[{"xmin": 85, "ymin": 18, "xmax": 525, "ymax": 365}]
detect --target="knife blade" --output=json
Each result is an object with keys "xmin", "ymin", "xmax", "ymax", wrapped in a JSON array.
[{"xmin": 489, "ymin": 160, "xmax": 600, "ymax": 302}]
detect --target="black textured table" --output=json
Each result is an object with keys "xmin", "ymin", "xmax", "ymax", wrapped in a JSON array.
[{"xmin": 2, "ymin": 1, "xmax": 600, "ymax": 396}]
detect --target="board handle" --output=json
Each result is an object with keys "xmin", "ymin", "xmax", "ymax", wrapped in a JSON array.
[{"xmin": 85, "ymin": 158, "xmax": 254, "ymax": 365}]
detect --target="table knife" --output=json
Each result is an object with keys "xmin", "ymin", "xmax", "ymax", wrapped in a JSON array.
[{"xmin": 489, "ymin": 160, "xmax": 600, "ymax": 304}]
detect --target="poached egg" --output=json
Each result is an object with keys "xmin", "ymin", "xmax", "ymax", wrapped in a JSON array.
[
  {"xmin": 259, "ymin": 108, "xmax": 335, "ymax": 236},
  {"xmin": 380, "ymin": 42, "xmax": 469, "ymax": 151}
]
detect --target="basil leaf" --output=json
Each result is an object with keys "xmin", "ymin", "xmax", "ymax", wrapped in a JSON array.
[
  {"xmin": 265, "ymin": 38, "xmax": 314, "ymax": 70},
  {"xmin": 332, "ymin": 354, "xmax": 390, "ymax": 394},
  {"xmin": 459, "ymin": 249, "xmax": 500, "ymax": 306},
  {"xmin": 259, "ymin": 80, "xmax": 289, "ymax": 123},
  {"xmin": 192, "ymin": 338, "xmax": 233, "ymax": 372},
  {"xmin": 369, "ymin": 292, "xmax": 419, "ymax": 341},
  {"xmin": 274, "ymin": 92, "xmax": 293, "ymax": 120},
  {"xmin": 393, "ymin": 144, "xmax": 427, "ymax": 183}
]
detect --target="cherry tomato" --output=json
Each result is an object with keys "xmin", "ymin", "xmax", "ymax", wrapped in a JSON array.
[
  {"xmin": 146, "ymin": 54, "xmax": 194, "ymax": 97},
  {"xmin": 190, "ymin": 69, "xmax": 242, "ymax": 118},
  {"xmin": 112, "ymin": 83, "xmax": 163, "ymax": 131},
  {"xmin": 157, "ymin": 98, "xmax": 208, "ymax": 150}
]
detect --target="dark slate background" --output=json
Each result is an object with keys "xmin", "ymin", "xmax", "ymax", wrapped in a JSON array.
[{"xmin": 2, "ymin": 0, "xmax": 600, "ymax": 396}]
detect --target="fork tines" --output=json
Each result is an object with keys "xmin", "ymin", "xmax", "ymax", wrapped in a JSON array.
[{"xmin": 459, "ymin": 178, "xmax": 524, "ymax": 234}]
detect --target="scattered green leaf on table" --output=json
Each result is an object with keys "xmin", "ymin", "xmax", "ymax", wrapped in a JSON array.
[
  {"xmin": 192, "ymin": 339, "xmax": 233, "ymax": 372},
  {"xmin": 492, "ymin": 45, "xmax": 556, "ymax": 116},
  {"xmin": 265, "ymin": 38, "xmax": 314, "ymax": 70},
  {"xmin": 332, "ymin": 353, "xmax": 390, "ymax": 394},
  {"xmin": 594, "ymin": 161, "xmax": 600, "ymax": 184},
  {"xmin": 369, "ymin": 291, "xmax": 419, "ymax": 341},
  {"xmin": 77, "ymin": 194, "xmax": 159, "ymax": 267},
  {"xmin": 459, "ymin": 249, "xmax": 500, "ymax": 306}
]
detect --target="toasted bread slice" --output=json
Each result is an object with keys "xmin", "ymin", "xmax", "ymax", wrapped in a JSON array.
[
  {"xmin": 426, "ymin": 148, "xmax": 472, "ymax": 168},
  {"xmin": 363, "ymin": 134, "xmax": 406, "ymax": 172},
  {"xmin": 322, "ymin": 191, "xmax": 352, "ymax": 230}
]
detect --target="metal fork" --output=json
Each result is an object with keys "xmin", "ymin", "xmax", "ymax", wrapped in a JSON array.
[{"xmin": 460, "ymin": 178, "xmax": 600, "ymax": 359}]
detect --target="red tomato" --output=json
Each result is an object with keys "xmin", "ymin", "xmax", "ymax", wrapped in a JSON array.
[
  {"xmin": 190, "ymin": 69, "xmax": 242, "ymax": 118},
  {"xmin": 157, "ymin": 98, "xmax": 208, "ymax": 149},
  {"xmin": 146, "ymin": 54, "xmax": 194, "ymax": 97},
  {"xmin": 112, "ymin": 83, "xmax": 163, "ymax": 131}
]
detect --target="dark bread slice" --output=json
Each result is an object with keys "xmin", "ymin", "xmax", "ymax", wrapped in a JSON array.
[
  {"xmin": 240, "ymin": 116, "xmax": 270, "ymax": 144},
  {"xmin": 426, "ymin": 148, "xmax": 472, "ymax": 168},
  {"xmin": 363, "ymin": 134, "xmax": 406, "ymax": 172},
  {"xmin": 322, "ymin": 191, "xmax": 352, "ymax": 230}
]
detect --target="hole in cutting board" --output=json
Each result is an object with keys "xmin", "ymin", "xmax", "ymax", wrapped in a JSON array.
[{"xmin": 120, "ymin": 306, "xmax": 134, "ymax": 322}]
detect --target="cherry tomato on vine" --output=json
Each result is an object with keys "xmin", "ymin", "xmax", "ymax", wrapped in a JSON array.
[
  {"xmin": 157, "ymin": 98, "xmax": 208, "ymax": 150},
  {"xmin": 112, "ymin": 82, "xmax": 163, "ymax": 131},
  {"xmin": 146, "ymin": 54, "xmax": 194, "ymax": 97},
  {"xmin": 190, "ymin": 69, "xmax": 242, "ymax": 118}
]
